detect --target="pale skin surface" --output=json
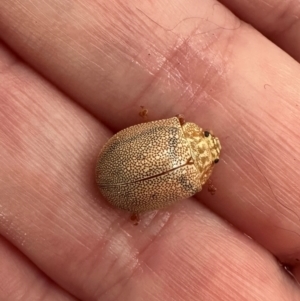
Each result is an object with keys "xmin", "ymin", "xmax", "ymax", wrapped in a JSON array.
[{"xmin": 1, "ymin": 0, "xmax": 300, "ymax": 300}]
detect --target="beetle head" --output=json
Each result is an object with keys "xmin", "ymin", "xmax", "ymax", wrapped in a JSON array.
[{"xmin": 182, "ymin": 123, "xmax": 221, "ymax": 186}]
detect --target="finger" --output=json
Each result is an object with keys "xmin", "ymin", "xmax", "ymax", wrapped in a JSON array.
[
  {"xmin": 1, "ymin": 0, "xmax": 300, "ymax": 267},
  {"xmin": 218, "ymin": 0, "xmax": 300, "ymax": 62},
  {"xmin": 0, "ymin": 42, "xmax": 110, "ymax": 300},
  {"xmin": 0, "ymin": 0, "xmax": 243, "ymax": 129},
  {"xmin": 0, "ymin": 236, "xmax": 78, "ymax": 301},
  {"xmin": 0, "ymin": 43, "xmax": 299, "ymax": 300}
]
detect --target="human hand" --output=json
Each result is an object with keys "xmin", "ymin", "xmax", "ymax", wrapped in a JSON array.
[{"xmin": 0, "ymin": 1, "xmax": 300, "ymax": 300}]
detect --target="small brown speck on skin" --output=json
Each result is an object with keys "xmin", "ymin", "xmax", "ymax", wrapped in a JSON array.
[{"xmin": 139, "ymin": 106, "xmax": 148, "ymax": 119}]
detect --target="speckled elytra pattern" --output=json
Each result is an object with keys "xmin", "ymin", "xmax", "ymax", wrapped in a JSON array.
[{"xmin": 96, "ymin": 117, "xmax": 221, "ymax": 213}]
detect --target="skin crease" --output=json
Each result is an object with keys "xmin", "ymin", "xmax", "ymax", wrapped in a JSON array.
[
  {"xmin": 0, "ymin": 236, "xmax": 77, "ymax": 301},
  {"xmin": 1, "ymin": 0, "xmax": 300, "ymax": 300}
]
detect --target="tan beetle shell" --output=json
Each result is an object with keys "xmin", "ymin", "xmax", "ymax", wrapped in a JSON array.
[{"xmin": 96, "ymin": 117, "xmax": 221, "ymax": 213}]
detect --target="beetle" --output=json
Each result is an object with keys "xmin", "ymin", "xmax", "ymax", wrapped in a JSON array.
[{"xmin": 96, "ymin": 116, "xmax": 221, "ymax": 213}]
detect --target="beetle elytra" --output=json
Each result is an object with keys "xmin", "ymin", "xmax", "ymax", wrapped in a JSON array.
[{"xmin": 96, "ymin": 117, "xmax": 221, "ymax": 213}]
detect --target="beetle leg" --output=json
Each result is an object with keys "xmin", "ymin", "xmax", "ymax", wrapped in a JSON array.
[
  {"xmin": 139, "ymin": 106, "xmax": 148, "ymax": 119},
  {"xmin": 130, "ymin": 213, "xmax": 140, "ymax": 225},
  {"xmin": 207, "ymin": 179, "xmax": 217, "ymax": 195},
  {"xmin": 176, "ymin": 114, "xmax": 186, "ymax": 126}
]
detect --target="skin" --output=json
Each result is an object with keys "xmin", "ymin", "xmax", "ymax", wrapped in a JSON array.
[{"xmin": 0, "ymin": 0, "xmax": 300, "ymax": 300}]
